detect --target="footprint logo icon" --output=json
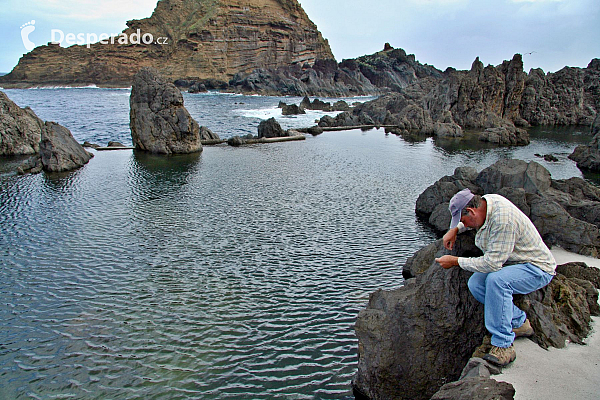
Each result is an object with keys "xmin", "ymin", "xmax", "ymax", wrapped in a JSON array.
[{"xmin": 21, "ymin": 20, "xmax": 36, "ymax": 51}]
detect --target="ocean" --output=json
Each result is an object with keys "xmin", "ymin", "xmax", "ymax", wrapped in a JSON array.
[{"xmin": 0, "ymin": 87, "xmax": 595, "ymax": 399}]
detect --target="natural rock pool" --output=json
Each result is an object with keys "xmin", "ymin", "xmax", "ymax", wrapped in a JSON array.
[{"xmin": 0, "ymin": 88, "xmax": 595, "ymax": 399}]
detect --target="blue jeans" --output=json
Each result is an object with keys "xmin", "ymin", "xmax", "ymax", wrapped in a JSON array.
[{"xmin": 467, "ymin": 263, "xmax": 553, "ymax": 348}]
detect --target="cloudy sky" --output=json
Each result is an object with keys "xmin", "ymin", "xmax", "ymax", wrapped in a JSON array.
[{"xmin": 0, "ymin": 0, "xmax": 598, "ymax": 74}]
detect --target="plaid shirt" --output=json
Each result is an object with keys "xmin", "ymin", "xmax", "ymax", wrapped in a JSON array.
[{"xmin": 457, "ymin": 194, "xmax": 556, "ymax": 275}]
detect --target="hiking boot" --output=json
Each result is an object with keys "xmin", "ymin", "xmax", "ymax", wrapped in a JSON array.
[
  {"xmin": 513, "ymin": 319, "xmax": 534, "ymax": 338},
  {"xmin": 483, "ymin": 344, "xmax": 516, "ymax": 367}
]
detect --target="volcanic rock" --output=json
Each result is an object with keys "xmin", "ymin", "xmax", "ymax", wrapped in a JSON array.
[
  {"xmin": 38, "ymin": 121, "xmax": 93, "ymax": 172},
  {"xmin": 130, "ymin": 67, "xmax": 216, "ymax": 154},
  {"xmin": 258, "ymin": 117, "xmax": 285, "ymax": 138},
  {"xmin": 354, "ymin": 159, "xmax": 600, "ymax": 399},
  {"xmin": 0, "ymin": 91, "xmax": 44, "ymax": 155},
  {"xmin": 569, "ymin": 112, "xmax": 600, "ymax": 171}
]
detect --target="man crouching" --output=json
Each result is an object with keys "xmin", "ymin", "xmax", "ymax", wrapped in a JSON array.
[{"xmin": 435, "ymin": 188, "xmax": 556, "ymax": 366}]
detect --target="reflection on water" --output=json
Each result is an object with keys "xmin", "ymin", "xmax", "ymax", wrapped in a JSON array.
[{"xmin": 0, "ymin": 120, "xmax": 597, "ymax": 398}]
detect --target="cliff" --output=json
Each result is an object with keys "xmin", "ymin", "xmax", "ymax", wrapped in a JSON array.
[{"xmin": 0, "ymin": 0, "xmax": 333, "ymax": 87}]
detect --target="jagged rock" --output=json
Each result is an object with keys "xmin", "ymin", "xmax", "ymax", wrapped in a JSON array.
[
  {"xmin": 353, "ymin": 245, "xmax": 488, "ymax": 400},
  {"xmin": 230, "ymin": 48, "xmax": 441, "ymax": 97},
  {"xmin": 557, "ymin": 261, "xmax": 600, "ymax": 289},
  {"xmin": 307, "ymin": 125, "xmax": 324, "ymax": 136},
  {"xmin": 17, "ymin": 155, "xmax": 42, "ymax": 175},
  {"xmin": 200, "ymin": 126, "xmax": 220, "ymax": 141},
  {"xmin": 513, "ymin": 270, "xmax": 598, "ymax": 348},
  {"xmin": 356, "ymin": 196, "xmax": 600, "ymax": 399},
  {"xmin": 281, "ymin": 103, "xmax": 305, "ymax": 115},
  {"xmin": 107, "ymin": 141, "xmax": 126, "ymax": 147},
  {"xmin": 258, "ymin": 117, "xmax": 285, "ymax": 138},
  {"xmin": 82, "ymin": 141, "xmax": 100, "ymax": 149},
  {"xmin": 521, "ymin": 60, "xmax": 599, "ymax": 126},
  {"xmin": 418, "ymin": 159, "xmax": 600, "ymax": 256},
  {"xmin": 0, "ymin": 91, "xmax": 44, "ymax": 155},
  {"xmin": 433, "ymin": 122, "xmax": 463, "ymax": 137},
  {"xmin": 458, "ymin": 358, "xmax": 501, "ymax": 380},
  {"xmin": 130, "ymin": 67, "xmax": 204, "ymax": 154},
  {"xmin": 333, "ymin": 100, "xmax": 351, "ymax": 111},
  {"xmin": 39, "ymin": 121, "xmax": 93, "ymax": 172},
  {"xmin": 475, "ymin": 159, "xmax": 550, "ymax": 194},
  {"xmin": 527, "ymin": 194, "xmax": 600, "ymax": 256},
  {"xmin": 227, "ymin": 136, "xmax": 245, "ymax": 147},
  {"xmin": 0, "ymin": 0, "xmax": 333, "ymax": 87}
]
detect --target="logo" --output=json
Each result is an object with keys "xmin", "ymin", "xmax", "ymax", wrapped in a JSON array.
[
  {"xmin": 19, "ymin": 20, "xmax": 168, "ymax": 51},
  {"xmin": 20, "ymin": 20, "xmax": 36, "ymax": 51}
]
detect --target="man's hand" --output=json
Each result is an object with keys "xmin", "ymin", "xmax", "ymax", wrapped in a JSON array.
[
  {"xmin": 443, "ymin": 227, "xmax": 458, "ymax": 250},
  {"xmin": 435, "ymin": 255, "xmax": 459, "ymax": 269}
]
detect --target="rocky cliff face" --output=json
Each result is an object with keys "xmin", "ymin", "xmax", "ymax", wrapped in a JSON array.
[{"xmin": 0, "ymin": 0, "xmax": 333, "ymax": 87}]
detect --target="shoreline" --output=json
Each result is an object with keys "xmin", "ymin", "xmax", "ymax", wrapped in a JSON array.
[{"xmin": 497, "ymin": 247, "xmax": 600, "ymax": 399}]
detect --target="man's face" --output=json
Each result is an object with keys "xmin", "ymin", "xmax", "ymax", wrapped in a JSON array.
[{"xmin": 460, "ymin": 207, "xmax": 485, "ymax": 229}]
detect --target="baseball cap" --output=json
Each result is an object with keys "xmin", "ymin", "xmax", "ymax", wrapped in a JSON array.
[{"xmin": 449, "ymin": 188, "xmax": 474, "ymax": 230}]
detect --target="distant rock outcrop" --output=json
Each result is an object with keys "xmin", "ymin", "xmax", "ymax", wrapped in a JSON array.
[
  {"xmin": 317, "ymin": 54, "xmax": 599, "ymax": 143},
  {"xmin": 258, "ymin": 117, "xmax": 286, "ymax": 138},
  {"xmin": 130, "ymin": 67, "xmax": 218, "ymax": 154},
  {"xmin": 353, "ymin": 158, "xmax": 600, "ymax": 400},
  {"xmin": 228, "ymin": 47, "xmax": 442, "ymax": 97},
  {"xmin": 0, "ymin": 0, "xmax": 333, "ymax": 87},
  {"xmin": 0, "ymin": 91, "xmax": 44, "ymax": 155}
]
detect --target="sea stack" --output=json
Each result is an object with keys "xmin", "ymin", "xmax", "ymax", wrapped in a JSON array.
[{"xmin": 130, "ymin": 67, "xmax": 211, "ymax": 154}]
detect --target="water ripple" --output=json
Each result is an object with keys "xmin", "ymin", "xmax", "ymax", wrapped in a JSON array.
[{"xmin": 0, "ymin": 90, "xmax": 593, "ymax": 399}]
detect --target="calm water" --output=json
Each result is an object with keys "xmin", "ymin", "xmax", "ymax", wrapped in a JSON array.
[{"xmin": 0, "ymin": 88, "xmax": 595, "ymax": 399}]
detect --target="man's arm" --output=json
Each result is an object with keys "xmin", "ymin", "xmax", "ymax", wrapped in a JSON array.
[{"xmin": 443, "ymin": 227, "xmax": 458, "ymax": 250}]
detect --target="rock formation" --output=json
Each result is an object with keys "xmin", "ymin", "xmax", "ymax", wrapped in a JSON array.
[
  {"xmin": 258, "ymin": 117, "xmax": 285, "ymax": 138},
  {"xmin": 228, "ymin": 47, "xmax": 442, "ymax": 97},
  {"xmin": 415, "ymin": 159, "xmax": 600, "ymax": 256},
  {"xmin": 0, "ymin": 91, "xmax": 44, "ymax": 155},
  {"xmin": 130, "ymin": 67, "xmax": 218, "ymax": 154},
  {"xmin": 353, "ymin": 159, "xmax": 600, "ymax": 400},
  {"xmin": 316, "ymin": 54, "xmax": 599, "ymax": 144},
  {"xmin": 38, "ymin": 122, "xmax": 94, "ymax": 172},
  {"xmin": 0, "ymin": 90, "xmax": 93, "ymax": 173},
  {"xmin": 0, "ymin": 0, "xmax": 333, "ymax": 87},
  {"xmin": 18, "ymin": 121, "xmax": 94, "ymax": 174},
  {"xmin": 569, "ymin": 113, "xmax": 600, "ymax": 171}
]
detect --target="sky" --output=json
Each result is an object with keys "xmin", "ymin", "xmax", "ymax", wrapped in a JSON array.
[{"xmin": 0, "ymin": 0, "xmax": 598, "ymax": 74}]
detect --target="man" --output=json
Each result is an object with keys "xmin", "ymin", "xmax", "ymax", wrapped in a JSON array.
[{"xmin": 435, "ymin": 188, "xmax": 556, "ymax": 367}]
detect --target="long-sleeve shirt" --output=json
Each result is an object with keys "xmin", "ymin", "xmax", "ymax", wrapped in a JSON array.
[{"xmin": 457, "ymin": 194, "xmax": 556, "ymax": 275}]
